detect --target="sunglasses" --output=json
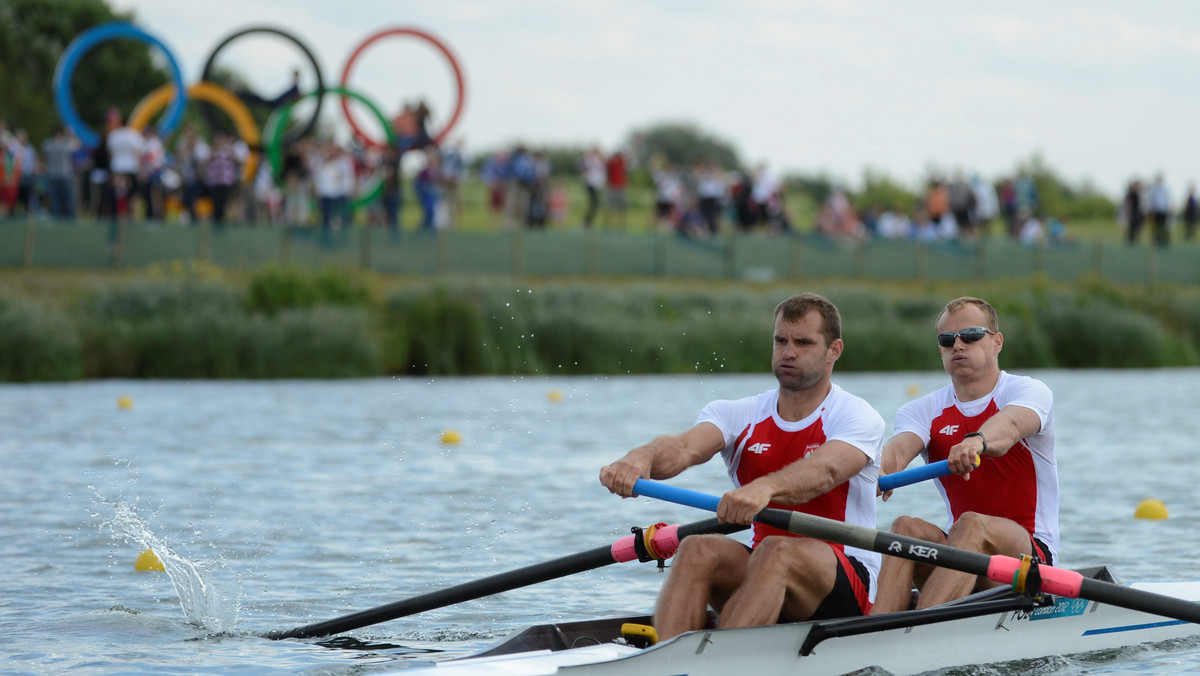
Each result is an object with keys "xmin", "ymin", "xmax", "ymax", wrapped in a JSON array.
[{"xmin": 936, "ymin": 326, "xmax": 997, "ymax": 348}]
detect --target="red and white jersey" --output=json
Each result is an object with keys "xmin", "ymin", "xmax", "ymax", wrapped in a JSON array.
[
  {"xmin": 697, "ymin": 384, "xmax": 885, "ymax": 583},
  {"xmin": 893, "ymin": 371, "xmax": 1058, "ymax": 562}
]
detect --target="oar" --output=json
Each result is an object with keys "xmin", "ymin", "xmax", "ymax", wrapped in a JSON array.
[
  {"xmin": 632, "ymin": 479, "xmax": 1200, "ymax": 625},
  {"xmin": 879, "ymin": 455, "xmax": 979, "ymax": 492},
  {"xmin": 268, "ymin": 517, "xmax": 747, "ymax": 640}
]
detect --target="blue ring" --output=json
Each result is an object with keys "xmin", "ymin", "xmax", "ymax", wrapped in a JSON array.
[{"xmin": 52, "ymin": 22, "xmax": 188, "ymax": 148}]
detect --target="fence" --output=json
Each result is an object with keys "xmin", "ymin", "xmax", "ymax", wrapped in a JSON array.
[{"xmin": 3, "ymin": 219, "xmax": 1199, "ymax": 284}]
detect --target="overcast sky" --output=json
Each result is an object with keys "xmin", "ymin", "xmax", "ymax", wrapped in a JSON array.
[{"xmin": 107, "ymin": 0, "xmax": 1200, "ymax": 200}]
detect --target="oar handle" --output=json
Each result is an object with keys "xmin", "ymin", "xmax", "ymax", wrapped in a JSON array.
[
  {"xmin": 633, "ymin": 479, "xmax": 720, "ymax": 512},
  {"xmin": 878, "ymin": 455, "xmax": 982, "ymax": 493},
  {"xmin": 879, "ymin": 460, "xmax": 951, "ymax": 492}
]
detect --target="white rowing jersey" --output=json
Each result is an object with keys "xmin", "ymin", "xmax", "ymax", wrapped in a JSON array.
[
  {"xmin": 893, "ymin": 371, "xmax": 1058, "ymax": 563},
  {"xmin": 697, "ymin": 384, "xmax": 885, "ymax": 583}
]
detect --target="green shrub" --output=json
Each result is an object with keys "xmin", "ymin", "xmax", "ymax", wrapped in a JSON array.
[
  {"xmin": 246, "ymin": 265, "xmax": 371, "ymax": 315},
  {"xmin": 386, "ymin": 287, "xmax": 493, "ymax": 375},
  {"xmin": 1037, "ymin": 297, "xmax": 1197, "ymax": 368},
  {"xmin": 0, "ymin": 297, "xmax": 83, "ymax": 381}
]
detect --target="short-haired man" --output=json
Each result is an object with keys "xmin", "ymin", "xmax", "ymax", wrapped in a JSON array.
[
  {"xmin": 601, "ymin": 293, "xmax": 885, "ymax": 638},
  {"xmin": 871, "ymin": 296, "xmax": 1057, "ymax": 614}
]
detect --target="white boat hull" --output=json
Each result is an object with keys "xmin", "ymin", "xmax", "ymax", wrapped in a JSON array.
[{"xmin": 421, "ymin": 575, "xmax": 1200, "ymax": 676}]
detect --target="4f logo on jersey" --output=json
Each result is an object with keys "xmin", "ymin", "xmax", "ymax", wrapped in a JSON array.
[
  {"xmin": 748, "ymin": 443, "xmax": 771, "ymax": 454},
  {"xmin": 939, "ymin": 425, "xmax": 960, "ymax": 436}
]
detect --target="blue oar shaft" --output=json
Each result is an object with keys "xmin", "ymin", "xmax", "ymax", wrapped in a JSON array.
[{"xmin": 878, "ymin": 460, "xmax": 952, "ymax": 492}]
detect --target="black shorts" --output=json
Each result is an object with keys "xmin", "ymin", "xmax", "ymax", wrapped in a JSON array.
[
  {"xmin": 808, "ymin": 546, "xmax": 872, "ymax": 620},
  {"xmin": 745, "ymin": 542, "xmax": 872, "ymax": 621}
]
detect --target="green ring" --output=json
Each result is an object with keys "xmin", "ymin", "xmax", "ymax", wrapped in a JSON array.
[{"xmin": 264, "ymin": 86, "xmax": 397, "ymax": 211}]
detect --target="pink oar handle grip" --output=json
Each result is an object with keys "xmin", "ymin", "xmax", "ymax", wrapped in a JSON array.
[
  {"xmin": 987, "ymin": 556, "xmax": 1084, "ymax": 597},
  {"xmin": 611, "ymin": 524, "xmax": 682, "ymax": 563}
]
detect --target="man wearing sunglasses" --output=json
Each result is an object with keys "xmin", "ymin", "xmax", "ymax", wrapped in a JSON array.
[
  {"xmin": 869, "ymin": 296, "xmax": 1057, "ymax": 614},
  {"xmin": 601, "ymin": 293, "xmax": 885, "ymax": 638}
]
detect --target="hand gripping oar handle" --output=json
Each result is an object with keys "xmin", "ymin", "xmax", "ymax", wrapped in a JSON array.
[
  {"xmin": 267, "ymin": 517, "xmax": 747, "ymax": 640},
  {"xmin": 879, "ymin": 455, "xmax": 982, "ymax": 493},
  {"xmin": 632, "ymin": 479, "xmax": 1200, "ymax": 625}
]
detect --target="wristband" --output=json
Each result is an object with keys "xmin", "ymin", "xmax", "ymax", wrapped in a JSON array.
[{"xmin": 964, "ymin": 431, "xmax": 987, "ymax": 455}]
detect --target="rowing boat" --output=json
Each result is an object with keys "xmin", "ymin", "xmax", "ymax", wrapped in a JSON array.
[{"xmin": 419, "ymin": 566, "xmax": 1200, "ymax": 675}]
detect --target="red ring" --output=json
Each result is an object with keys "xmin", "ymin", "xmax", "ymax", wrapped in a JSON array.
[{"xmin": 339, "ymin": 27, "xmax": 465, "ymax": 149}]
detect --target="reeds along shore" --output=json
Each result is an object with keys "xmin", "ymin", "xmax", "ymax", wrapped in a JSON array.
[{"xmin": 2, "ymin": 266, "xmax": 1200, "ymax": 381}]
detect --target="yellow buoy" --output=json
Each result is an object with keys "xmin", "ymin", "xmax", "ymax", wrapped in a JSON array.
[
  {"xmin": 440, "ymin": 429, "xmax": 462, "ymax": 444},
  {"xmin": 1134, "ymin": 498, "xmax": 1169, "ymax": 520},
  {"xmin": 117, "ymin": 395, "xmax": 134, "ymax": 410},
  {"xmin": 134, "ymin": 548, "xmax": 164, "ymax": 572},
  {"xmin": 905, "ymin": 383, "xmax": 921, "ymax": 397},
  {"xmin": 547, "ymin": 388, "xmax": 564, "ymax": 403}
]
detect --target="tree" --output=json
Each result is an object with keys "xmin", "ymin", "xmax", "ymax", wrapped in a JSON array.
[
  {"xmin": 853, "ymin": 168, "xmax": 919, "ymax": 213},
  {"xmin": 1014, "ymin": 152, "xmax": 1116, "ymax": 220},
  {"xmin": 0, "ymin": 0, "xmax": 168, "ymax": 144},
  {"xmin": 626, "ymin": 121, "xmax": 742, "ymax": 171}
]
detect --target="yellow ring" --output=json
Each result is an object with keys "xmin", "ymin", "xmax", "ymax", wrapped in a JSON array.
[{"xmin": 129, "ymin": 81, "xmax": 259, "ymax": 183}]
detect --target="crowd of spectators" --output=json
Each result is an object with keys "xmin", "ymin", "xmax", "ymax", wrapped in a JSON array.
[
  {"xmin": 2, "ymin": 112, "xmax": 1196, "ymax": 250},
  {"xmin": 0, "ymin": 106, "xmax": 467, "ymax": 238}
]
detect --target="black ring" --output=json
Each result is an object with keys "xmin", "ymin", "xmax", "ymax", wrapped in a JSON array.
[{"xmin": 199, "ymin": 25, "xmax": 324, "ymax": 147}]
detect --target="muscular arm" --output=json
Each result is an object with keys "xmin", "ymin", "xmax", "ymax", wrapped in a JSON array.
[
  {"xmin": 878, "ymin": 431, "xmax": 926, "ymax": 501},
  {"xmin": 947, "ymin": 404, "xmax": 1043, "ymax": 476},
  {"xmin": 716, "ymin": 440, "xmax": 870, "ymax": 525},
  {"xmin": 599, "ymin": 422, "xmax": 726, "ymax": 498}
]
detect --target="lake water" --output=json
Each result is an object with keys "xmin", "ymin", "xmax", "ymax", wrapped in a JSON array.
[{"xmin": 4, "ymin": 370, "xmax": 1200, "ymax": 675}]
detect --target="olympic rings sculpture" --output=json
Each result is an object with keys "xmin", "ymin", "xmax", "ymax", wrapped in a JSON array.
[
  {"xmin": 128, "ymin": 82, "xmax": 260, "ymax": 184},
  {"xmin": 265, "ymin": 87, "xmax": 397, "ymax": 210},
  {"xmin": 339, "ymin": 27, "xmax": 466, "ymax": 149},
  {"xmin": 53, "ymin": 22, "xmax": 189, "ymax": 148},
  {"xmin": 53, "ymin": 21, "xmax": 466, "ymax": 191},
  {"xmin": 200, "ymin": 26, "xmax": 325, "ymax": 148}
]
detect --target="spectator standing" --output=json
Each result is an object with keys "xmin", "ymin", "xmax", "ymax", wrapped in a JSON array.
[
  {"xmin": 971, "ymin": 174, "xmax": 999, "ymax": 238},
  {"xmin": 440, "ymin": 139, "xmax": 466, "ymax": 228},
  {"xmin": 1148, "ymin": 173, "xmax": 1171, "ymax": 247},
  {"xmin": 503, "ymin": 145, "xmax": 534, "ymax": 229},
  {"xmin": 41, "ymin": 125, "xmax": 78, "ymax": 220},
  {"xmin": 280, "ymin": 137, "xmax": 311, "ymax": 227},
  {"xmin": 924, "ymin": 180, "xmax": 949, "ymax": 231},
  {"xmin": 695, "ymin": 159, "xmax": 727, "ymax": 235},
  {"xmin": 1123, "ymin": 179, "xmax": 1144, "ymax": 245},
  {"xmin": 1183, "ymin": 183, "xmax": 1198, "ymax": 241},
  {"xmin": 203, "ymin": 133, "xmax": 239, "ymax": 226},
  {"xmin": 526, "ymin": 150, "xmax": 552, "ymax": 228},
  {"xmin": 947, "ymin": 171, "xmax": 976, "ymax": 238},
  {"xmin": 313, "ymin": 141, "xmax": 351, "ymax": 235},
  {"xmin": 380, "ymin": 146, "xmax": 402, "ymax": 237},
  {"xmin": 107, "ymin": 118, "xmax": 145, "ymax": 221},
  {"xmin": 651, "ymin": 160, "xmax": 683, "ymax": 231},
  {"xmin": 480, "ymin": 150, "xmax": 508, "ymax": 228},
  {"xmin": 414, "ymin": 146, "xmax": 442, "ymax": 231},
  {"xmin": 139, "ymin": 127, "xmax": 165, "ymax": 221},
  {"xmin": 11, "ymin": 130, "xmax": 39, "ymax": 218},
  {"xmin": 175, "ymin": 126, "xmax": 208, "ymax": 225},
  {"xmin": 603, "ymin": 150, "xmax": 629, "ymax": 228},
  {"xmin": 998, "ymin": 179, "xmax": 1018, "ymax": 238},
  {"xmin": 578, "ymin": 147, "xmax": 606, "ymax": 228}
]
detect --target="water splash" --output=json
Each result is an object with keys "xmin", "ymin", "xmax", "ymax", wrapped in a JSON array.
[{"xmin": 91, "ymin": 489, "xmax": 238, "ymax": 634}]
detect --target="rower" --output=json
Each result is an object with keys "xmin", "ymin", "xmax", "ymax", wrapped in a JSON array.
[
  {"xmin": 600, "ymin": 293, "xmax": 885, "ymax": 639},
  {"xmin": 871, "ymin": 296, "xmax": 1058, "ymax": 614}
]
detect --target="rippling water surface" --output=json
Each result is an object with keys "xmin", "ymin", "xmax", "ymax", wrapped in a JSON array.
[{"xmin": 3, "ymin": 371, "xmax": 1200, "ymax": 674}]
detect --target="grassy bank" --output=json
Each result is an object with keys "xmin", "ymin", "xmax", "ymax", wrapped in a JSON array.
[{"xmin": 2, "ymin": 266, "xmax": 1199, "ymax": 381}]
